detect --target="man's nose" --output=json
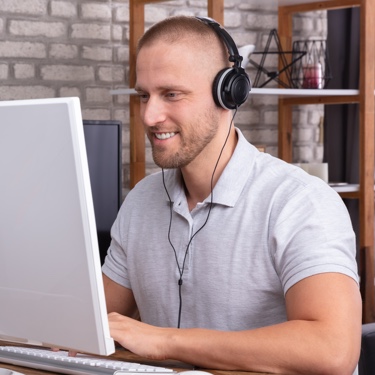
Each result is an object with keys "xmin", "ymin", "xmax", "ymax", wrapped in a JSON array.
[{"xmin": 141, "ymin": 96, "xmax": 167, "ymax": 127}]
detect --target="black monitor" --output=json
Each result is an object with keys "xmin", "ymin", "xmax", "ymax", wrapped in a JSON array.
[{"xmin": 83, "ymin": 120, "xmax": 122, "ymax": 264}]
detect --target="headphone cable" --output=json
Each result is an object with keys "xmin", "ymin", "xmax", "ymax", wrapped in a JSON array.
[{"xmin": 162, "ymin": 108, "xmax": 238, "ymax": 328}]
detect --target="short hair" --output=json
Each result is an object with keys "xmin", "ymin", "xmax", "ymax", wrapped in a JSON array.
[{"xmin": 136, "ymin": 16, "xmax": 230, "ymax": 71}]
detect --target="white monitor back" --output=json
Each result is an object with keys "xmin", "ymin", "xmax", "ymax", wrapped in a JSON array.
[{"xmin": 0, "ymin": 97, "xmax": 115, "ymax": 355}]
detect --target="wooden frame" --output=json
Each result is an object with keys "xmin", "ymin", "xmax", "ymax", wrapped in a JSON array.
[{"xmin": 278, "ymin": 0, "xmax": 375, "ymax": 323}]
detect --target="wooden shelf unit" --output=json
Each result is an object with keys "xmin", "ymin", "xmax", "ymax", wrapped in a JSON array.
[
  {"xmin": 277, "ymin": 0, "xmax": 375, "ymax": 323},
  {"xmin": 126, "ymin": 0, "xmax": 375, "ymax": 322}
]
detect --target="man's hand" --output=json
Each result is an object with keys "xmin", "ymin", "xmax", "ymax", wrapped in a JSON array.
[{"xmin": 108, "ymin": 312, "xmax": 172, "ymax": 361}]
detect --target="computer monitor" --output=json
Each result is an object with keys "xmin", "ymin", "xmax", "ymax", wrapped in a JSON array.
[
  {"xmin": 83, "ymin": 120, "xmax": 122, "ymax": 265},
  {"xmin": 0, "ymin": 97, "xmax": 115, "ymax": 355}
]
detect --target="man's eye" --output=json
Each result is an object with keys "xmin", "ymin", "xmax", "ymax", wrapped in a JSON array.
[
  {"xmin": 138, "ymin": 93, "xmax": 149, "ymax": 101},
  {"xmin": 166, "ymin": 92, "xmax": 178, "ymax": 99}
]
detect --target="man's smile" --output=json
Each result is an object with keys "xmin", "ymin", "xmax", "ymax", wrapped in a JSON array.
[{"xmin": 154, "ymin": 132, "xmax": 176, "ymax": 140}]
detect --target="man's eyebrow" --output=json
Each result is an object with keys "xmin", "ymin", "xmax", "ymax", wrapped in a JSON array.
[{"xmin": 134, "ymin": 84, "xmax": 189, "ymax": 93}]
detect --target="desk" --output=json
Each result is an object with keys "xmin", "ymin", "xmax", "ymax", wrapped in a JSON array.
[{"xmin": 0, "ymin": 342, "xmax": 276, "ymax": 375}]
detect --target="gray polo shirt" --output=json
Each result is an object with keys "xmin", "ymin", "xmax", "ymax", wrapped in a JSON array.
[{"xmin": 103, "ymin": 128, "xmax": 358, "ymax": 330}]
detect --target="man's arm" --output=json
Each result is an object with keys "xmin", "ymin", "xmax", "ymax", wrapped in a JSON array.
[
  {"xmin": 103, "ymin": 273, "xmax": 138, "ymax": 318},
  {"xmin": 108, "ymin": 272, "xmax": 362, "ymax": 375}
]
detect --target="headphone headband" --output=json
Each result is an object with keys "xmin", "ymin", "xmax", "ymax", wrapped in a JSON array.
[
  {"xmin": 195, "ymin": 16, "xmax": 251, "ymax": 110},
  {"xmin": 195, "ymin": 16, "xmax": 243, "ymax": 69}
]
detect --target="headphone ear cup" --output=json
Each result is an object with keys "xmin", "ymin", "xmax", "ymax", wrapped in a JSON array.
[
  {"xmin": 212, "ymin": 68, "xmax": 231, "ymax": 109},
  {"xmin": 213, "ymin": 67, "xmax": 251, "ymax": 110}
]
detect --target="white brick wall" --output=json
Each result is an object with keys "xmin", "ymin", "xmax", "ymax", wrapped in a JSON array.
[
  {"xmin": 0, "ymin": 41, "xmax": 47, "ymax": 58},
  {"xmin": 9, "ymin": 20, "xmax": 67, "ymax": 37},
  {"xmin": 50, "ymin": 1, "xmax": 77, "ymax": 18},
  {"xmin": 50, "ymin": 44, "xmax": 79, "ymax": 59},
  {"xmin": 0, "ymin": 0, "xmax": 327, "ymax": 189},
  {"xmin": 0, "ymin": 0, "xmax": 48, "ymax": 15}
]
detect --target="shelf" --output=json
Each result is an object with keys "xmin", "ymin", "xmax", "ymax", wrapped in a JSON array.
[
  {"xmin": 252, "ymin": 88, "xmax": 359, "ymax": 96},
  {"xmin": 278, "ymin": 0, "xmax": 346, "ymax": 5},
  {"xmin": 329, "ymin": 183, "xmax": 360, "ymax": 193},
  {"xmin": 110, "ymin": 87, "xmax": 361, "ymax": 106},
  {"xmin": 110, "ymin": 87, "xmax": 359, "ymax": 97}
]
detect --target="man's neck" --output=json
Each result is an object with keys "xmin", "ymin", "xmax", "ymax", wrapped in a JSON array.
[{"xmin": 181, "ymin": 128, "xmax": 237, "ymax": 211}]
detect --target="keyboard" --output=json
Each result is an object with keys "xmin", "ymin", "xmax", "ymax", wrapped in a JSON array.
[{"xmin": 0, "ymin": 346, "xmax": 176, "ymax": 375}]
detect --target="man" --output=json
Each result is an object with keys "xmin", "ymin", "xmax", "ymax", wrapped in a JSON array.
[{"xmin": 102, "ymin": 16, "xmax": 361, "ymax": 375}]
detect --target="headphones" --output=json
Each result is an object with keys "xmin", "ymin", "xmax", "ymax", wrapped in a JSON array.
[{"xmin": 196, "ymin": 16, "xmax": 251, "ymax": 110}]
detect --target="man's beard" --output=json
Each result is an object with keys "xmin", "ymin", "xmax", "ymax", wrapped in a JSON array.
[{"xmin": 149, "ymin": 107, "xmax": 220, "ymax": 169}]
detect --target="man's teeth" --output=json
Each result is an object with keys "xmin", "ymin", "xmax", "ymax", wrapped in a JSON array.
[{"xmin": 155, "ymin": 132, "xmax": 176, "ymax": 140}]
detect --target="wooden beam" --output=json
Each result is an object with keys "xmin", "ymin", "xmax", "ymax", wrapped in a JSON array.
[
  {"xmin": 282, "ymin": 95, "xmax": 360, "ymax": 106},
  {"xmin": 358, "ymin": 0, "xmax": 375, "ymax": 323},
  {"xmin": 129, "ymin": 0, "xmax": 146, "ymax": 188},
  {"xmin": 338, "ymin": 191, "xmax": 360, "ymax": 199},
  {"xmin": 279, "ymin": 0, "xmax": 360, "ymax": 14},
  {"xmin": 208, "ymin": 0, "xmax": 224, "ymax": 25},
  {"xmin": 277, "ymin": 5, "xmax": 293, "ymax": 161},
  {"xmin": 278, "ymin": 100, "xmax": 293, "ymax": 162}
]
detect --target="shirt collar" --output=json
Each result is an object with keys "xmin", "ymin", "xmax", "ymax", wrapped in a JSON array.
[{"xmin": 163, "ymin": 128, "xmax": 259, "ymax": 207}]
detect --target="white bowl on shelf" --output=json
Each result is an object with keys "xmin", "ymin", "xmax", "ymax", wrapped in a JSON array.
[{"xmin": 238, "ymin": 44, "xmax": 255, "ymax": 68}]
